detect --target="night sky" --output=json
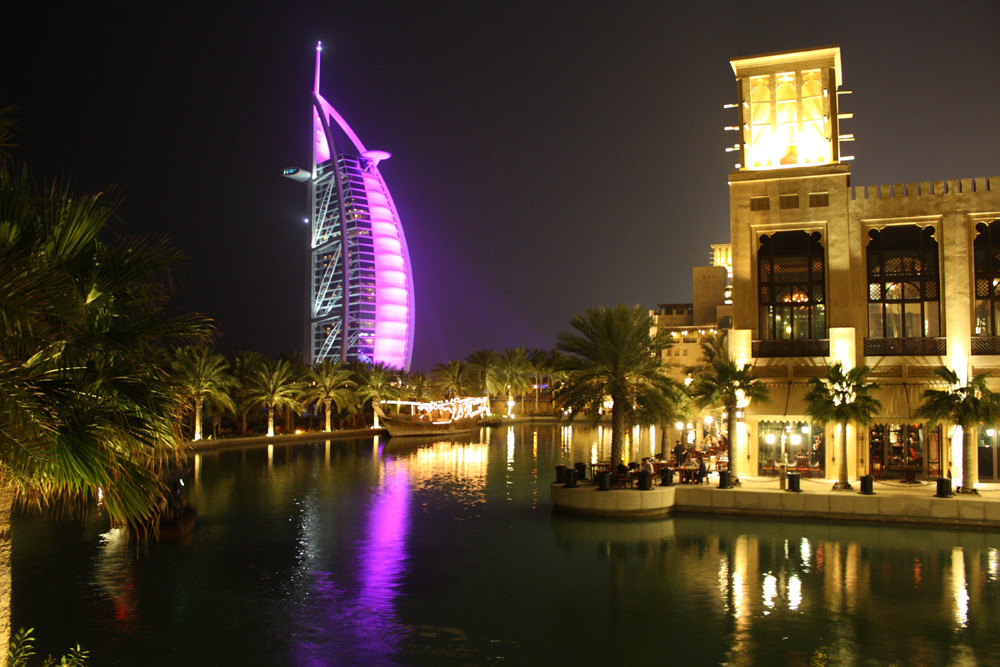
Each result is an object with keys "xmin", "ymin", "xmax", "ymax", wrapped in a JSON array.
[{"xmin": 3, "ymin": 1, "xmax": 998, "ymax": 371}]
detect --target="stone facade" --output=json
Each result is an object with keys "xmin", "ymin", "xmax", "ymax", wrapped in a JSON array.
[{"xmin": 726, "ymin": 46, "xmax": 1000, "ymax": 488}]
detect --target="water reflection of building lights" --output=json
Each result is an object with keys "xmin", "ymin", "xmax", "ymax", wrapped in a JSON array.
[
  {"xmin": 989, "ymin": 548, "xmax": 999, "ymax": 582},
  {"xmin": 413, "ymin": 442, "xmax": 490, "ymax": 470},
  {"xmin": 349, "ymin": 460, "xmax": 411, "ymax": 658},
  {"xmin": 532, "ymin": 431, "xmax": 538, "ymax": 458},
  {"xmin": 788, "ymin": 574, "xmax": 802, "ymax": 611},
  {"xmin": 507, "ymin": 428, "xmax": 515, "ymax": 464},
  {"xmin": 95, "ymin": 527, "xmax": 137, "ymax": 631},
  {"xmin": 717, "ymin": 559, "xmax": 731, "ymax": 613},
  {"xmin": 732, "ymin": 536, "xmax": 750, "ymax": 622},
  {"xmin": 732, "ymin": 572, "xmax": 745, "ymax": 618},
  {"xmin": 762, "ymin": 574, "xmax": 777, "ymax": 611},
  {"xmin": 561, "ymin": 425, "xmax": 573, "ymax": 450},
  {"xmin": 800, "ymin": 538, "xmax": 811, "ymax": 570},
  {"xmin": 951, "ymin": 547, "xmax": 970, "ymax": 629}
]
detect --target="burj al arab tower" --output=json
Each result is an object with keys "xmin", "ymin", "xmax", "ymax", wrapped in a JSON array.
[{"xmin": 284, "ymin": 42, "xmax": 414, "ymax": 370}]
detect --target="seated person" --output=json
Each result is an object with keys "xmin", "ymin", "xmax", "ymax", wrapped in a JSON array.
[
  {"xmin": 697, "ymin": 456, "xmax": 708, "ymax": 484},
  {"xmin": 641, "ymin": 457, "xmax": 654, "ymax": 474}
]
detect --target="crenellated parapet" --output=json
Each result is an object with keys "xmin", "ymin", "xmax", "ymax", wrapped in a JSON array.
[
  {"xmin": 850, "ymin": 175, "xmax": 1000, "ymax": 220},
  {"xmin": 852, "ymin": 176, "xmax": 1000, "ymax": 201}
]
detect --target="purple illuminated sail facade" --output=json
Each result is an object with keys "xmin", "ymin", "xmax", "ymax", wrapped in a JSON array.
[{"xmin": 300, "ymin": 43, "xmax": 413, "ymax": 370}]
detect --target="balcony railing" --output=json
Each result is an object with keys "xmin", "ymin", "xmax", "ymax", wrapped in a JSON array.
[
  {"xmin": 972, "ymin": 336, "xmax": 1000, "ymax": 356},
  {"xmin": 752, "ymin": 339, "xmax": 829, "ymax": 358},
  {"xmin": 863, "ymin": 337, "xmax": 946, "ymax": 356}
]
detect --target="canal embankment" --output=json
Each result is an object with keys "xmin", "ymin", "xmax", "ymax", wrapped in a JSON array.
[
  {"xmin": 186, "ymin": 427, "xmax": 384, "ymax": 451},
  {"xmin": 185, "ymin": 415, "xmax": 572, "ymax": 452},
  {"xmin": 551, "ymin": 476, "xmax": 1000, "ymax": 529}
]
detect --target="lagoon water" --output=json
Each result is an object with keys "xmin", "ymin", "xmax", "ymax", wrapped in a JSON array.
[{"xmin": 12, "ymin": 424, "xmax": 1000, "ymax": 665}]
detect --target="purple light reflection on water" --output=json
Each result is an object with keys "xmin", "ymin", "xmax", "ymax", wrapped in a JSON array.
[{"xmin": 288, "ymin": 459, "xmax": 411, "ymax": 666}]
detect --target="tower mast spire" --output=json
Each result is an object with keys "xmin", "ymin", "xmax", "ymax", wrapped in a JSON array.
[{"xmin": 314, "ymin": 41, "xmax": 322, "ymax": 96}]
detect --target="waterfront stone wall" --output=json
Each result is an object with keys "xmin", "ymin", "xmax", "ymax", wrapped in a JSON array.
[{"xmin": 551, "ymin": 482, "xmax": 1000, "ymax": 529}]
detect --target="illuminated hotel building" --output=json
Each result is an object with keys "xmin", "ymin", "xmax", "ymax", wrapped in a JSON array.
[
  {"xmin": 284, "ymin": 43, "xmax": 414, "ymax": 370},
  {"xmin": 725, "ymin": 46, "xmax": 1000, "ymax": 487}
]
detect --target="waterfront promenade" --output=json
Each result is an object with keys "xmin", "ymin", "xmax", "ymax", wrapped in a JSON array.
[
  {"xmin": 183, "ymin": 415, "xmax": 558, "ymax": 451},
  {"xmin": 551, "ymin": 473, "xmax": 1000, "ymax": 529},
  {"xmin": 186, "ymin": 427, "xmax": 384, "ymax": 451}
]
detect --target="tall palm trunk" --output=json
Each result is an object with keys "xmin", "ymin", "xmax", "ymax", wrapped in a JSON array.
[
  {"xmin": 837, "ymin": 420, "xmax": 850, "ymax": 489},
  {"xmin": 0, "ymin": 485, "xmax": 12, "ymax": 667},
  {"xmin": 962, "ymin": 427, "xmax": 978, "ymax": 492},
  {"xmin": 611, "ymin": 391, "xmax": 628, "ymax": 465},
  {"xmin": 267, "ymin": 406, "xmax": 275, "ymax": 437},
  {"xmin": 324, "ymin": 398, "xmax": 332, "ymax": 432},
  {"xmin": 725, "ymin": 400, "xmax": 737, "ymax": 486},
  {"xmin": 193, "ymin": 397, "xmax": 203, "ymax": 441}
]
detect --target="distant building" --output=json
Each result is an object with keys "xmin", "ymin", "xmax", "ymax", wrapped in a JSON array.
[
  {"xmin": 649, "ymin": 246, "xmax": 732, "ymax": 445},
  {"xmin": 650, "ymin": 245, "xmax": 732, "ymax": 383},
  {"xmin": 724, "ymin": 45, "xmax": 1000, "ymax": 487},
  {"xmin": 284, "ymin": 43, "xmax": 414, "ymax": 370}
]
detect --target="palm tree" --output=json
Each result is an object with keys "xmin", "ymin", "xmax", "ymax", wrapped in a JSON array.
[
  {"xmin": 495, "ymin": 347, "xmax": 533, "ymax": 416},
  {"xmin": 915, "ymin": 367, "xmax": 1000, "ymax": 494},
  {"xmin": 0, "ymin": 172, "xmax": 210, "ymax": 514},
  {"xmin": 691, "ymin": 353, "xmax": 769, "ymax": 486},
  {"xmin": 401, "ymin": 370, "xmax": 434, "ymax": 403},
  {"xmin": 684, "ymin": 330, "xmax": 729, "ymax": 375},
  {"xmin": 356, "ymin": 362, "xmax": 402, "ymax": 427},
  {"xmin": 465, "ymin": 349, "xmax": 501, "ymax": 397},
  {"xmin": 0, "ymin": 157, "xmax": 209, "ymax": 650},
  {"xmin": 170, "ymin": 346, "xmax": 235, "ymax": 440},
  {"xmin": 803, "ymin": 363, "xmax": 881, "ymax": 490},
  {"xmin": 230, "ymin": 351, "xmax": 264, "ymax": 435},
  {"xmin": 246, "ymin": 359, "xmax": 304, "ymax": 437},
  {"xmin": 555, "ymin": 304, "xmax": 679, "ymax": 465},
  {"xmin": 430, "ymin": 360, "xmax": 473, "ymax": 398},
  {"xmin": 277, "ymin": 352, "xmax": 306, "ymax": 434},
  {"xmin": 303, "ymin": 360, "xmax": 357, "ymax": 431},
  {"xmin": 527, "ymin": 348, "xmax": 554, "ymax": 413}
]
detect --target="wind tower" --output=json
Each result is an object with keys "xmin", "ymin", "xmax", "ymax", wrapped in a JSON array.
[
  {"xmin": 284, "ymin": 42, "xmax": 414, "ymax": 370},
  {"xmin": 726, "ymin": 45, "xmax": 852, "ymax": 366}
]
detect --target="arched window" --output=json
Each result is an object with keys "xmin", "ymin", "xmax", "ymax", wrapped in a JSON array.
[
  {"xmin": 974, "ymin": 219, "xmax": 1000, "ymax": 336},
  {"xmin": 758, "ymin": 231, "xmax": 826, "ymax": 340},
  {"xmin": 866, "ymin": 225, "xmax": 939, "ymax": 340}
]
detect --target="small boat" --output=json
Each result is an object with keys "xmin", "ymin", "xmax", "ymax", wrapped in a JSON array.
[{"xmin": 376, "ymin": 396, "xmax": 491, "ymax": 438}]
